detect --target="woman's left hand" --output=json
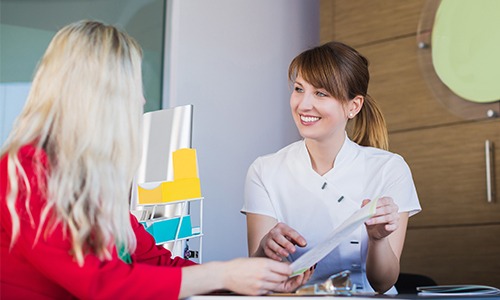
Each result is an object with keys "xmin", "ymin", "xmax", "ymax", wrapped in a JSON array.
[
  {"xmin": 362, "ymin": 197, "xmax": 399, "ymax": 241},
  {"xmin": 274, "ymin": 266, "xmax": 314, "ymax": 293}
]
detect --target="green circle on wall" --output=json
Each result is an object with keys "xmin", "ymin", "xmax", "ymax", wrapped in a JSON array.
[{"xmin": 432, "ymin": 0, "xmax": 500, "ymax": 103}]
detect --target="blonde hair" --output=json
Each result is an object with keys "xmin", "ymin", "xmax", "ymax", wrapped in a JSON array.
[
  {"xmin": 288, "ymin": 41, "xmax": 389, "ymax": 150},
  {"xmin": 1, "ymin": 20, "xmax": 144, "ymax": 265}
]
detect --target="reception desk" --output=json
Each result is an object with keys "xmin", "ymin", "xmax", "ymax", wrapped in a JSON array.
[{"xmin": 187, "ymin": 293, "xmax": 500, "ymax": 299}]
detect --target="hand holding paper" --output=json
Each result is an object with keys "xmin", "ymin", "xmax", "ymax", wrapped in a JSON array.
[
  {"xmin": 259, "ymin": 223, "xmax": 307, "ymax": 261},
  {"xmin": 363, "ymin": 197, "xmax": 400, "ymax": 241},
  {"xmin": 290, "ymin": 198, "xmax": 379, "ymax": 276}
]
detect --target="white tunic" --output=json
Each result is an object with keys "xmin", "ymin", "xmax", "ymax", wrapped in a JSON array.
[{"xmin": 241, "ymin": 136, "xmax": 421, "ymax": 293}]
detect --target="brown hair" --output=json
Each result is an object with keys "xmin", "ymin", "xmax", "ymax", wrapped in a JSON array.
[{"xmin": 288, "ymin": 41, "xmax": 388, "ymax": 150}]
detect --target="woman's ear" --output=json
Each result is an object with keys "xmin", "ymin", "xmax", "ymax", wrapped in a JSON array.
[{"xmin": 347, "ymin": 95, "xmax": 364, "ymax": 119}]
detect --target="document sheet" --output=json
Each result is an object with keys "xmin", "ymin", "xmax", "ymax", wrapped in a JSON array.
[{"xmin": 290, "ymin": 199, "xmax": 378, "ymax": 276}]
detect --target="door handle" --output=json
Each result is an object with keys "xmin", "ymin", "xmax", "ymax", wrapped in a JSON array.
[{"xmin": 485, "ymin": 140, "xmax": 496, "ymax": 203}]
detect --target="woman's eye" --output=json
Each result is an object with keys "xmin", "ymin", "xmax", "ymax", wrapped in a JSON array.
[
  {"xmin": 316, "ymin": 91, "xmax": 328, "ymax": 97},
  {"xmin": 294, "ymin": 86, "xmax": 304, "ymax": 93}
]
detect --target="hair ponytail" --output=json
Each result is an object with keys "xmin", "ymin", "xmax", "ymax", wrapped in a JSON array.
[{"xmin": 349, "ymin": 94, "xmax": 389, "ymax": 150}]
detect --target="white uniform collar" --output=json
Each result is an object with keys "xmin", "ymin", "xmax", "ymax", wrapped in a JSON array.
[{"xmin": 298, "ymin": 132, "xmax": 359, "ymax": 178}]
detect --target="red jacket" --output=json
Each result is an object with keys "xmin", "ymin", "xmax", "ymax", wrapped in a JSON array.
[{"xmin": 0, "ymin": 145, "xmax": 196, "ymax": 299}]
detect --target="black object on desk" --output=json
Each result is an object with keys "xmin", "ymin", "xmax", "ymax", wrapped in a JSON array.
[{"xmin": 395, "ymin": 273, "xmax": 437, "ymax": 294}]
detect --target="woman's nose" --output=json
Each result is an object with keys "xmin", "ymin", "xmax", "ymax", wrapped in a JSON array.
[{"xmin": 297, "ymin": 92, "xmax": 314, "ymax": 110}]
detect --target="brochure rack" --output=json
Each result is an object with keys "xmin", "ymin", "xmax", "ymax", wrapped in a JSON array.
[{"xmin": 132, "ymin": 148, "xmax": 203, "ymax": 263}]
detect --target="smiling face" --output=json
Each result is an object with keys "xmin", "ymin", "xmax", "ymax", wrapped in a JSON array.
[
  {"xmin": 287, "ymin": 42, "xmax": 386, "ymax": 150},
  {"xmin": 290, "ymin": 74, "xmax": 351, "ymax": 143}
]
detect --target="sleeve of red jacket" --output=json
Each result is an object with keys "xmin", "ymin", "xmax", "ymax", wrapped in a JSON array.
[{"xmin": 0, "ymin": 146, "xmax": 195, "ymax": 300}]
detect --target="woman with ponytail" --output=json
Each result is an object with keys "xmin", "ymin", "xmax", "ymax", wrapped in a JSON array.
[
  {"xmin": 242, "ymin": 41, "xmax": 421, "ymax": 294},
  {"xmin": 0, "ymin": 20, "xmax": 311, "ymax": 300}
]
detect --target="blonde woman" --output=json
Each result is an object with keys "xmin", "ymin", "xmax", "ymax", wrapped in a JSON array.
[
  {"xmin": 0, "ymin": 20, "xmax": 311, "ymax": 299},
  {"xmin": 242, "ymin": 41, "xmax": 421, "ymax": 294}
]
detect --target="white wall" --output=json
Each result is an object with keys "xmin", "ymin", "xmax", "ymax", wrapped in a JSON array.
[{"xmin": 164, "ymin": 0, "xmax": 319, "ymax": 261}]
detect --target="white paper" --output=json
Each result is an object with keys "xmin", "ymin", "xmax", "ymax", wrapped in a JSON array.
[
  {"xmin": 290, "ymin": 199, "xmax": 378, "ymax": 276},
  {"xmin": 417, "ymin": 285, "xmax": 500, "ymax": 296}
]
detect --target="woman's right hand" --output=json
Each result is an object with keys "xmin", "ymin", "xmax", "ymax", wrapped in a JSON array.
[
  {"xmin": 180, "ymin": 257, "xmax": 299, "ymax": 297},
  {"xmin": 259, "ymin": 222, "xmax": 307, "ymax": 261},
  {"xmin": 221, "ymin": 257, "xmax": 294, "ymax": 295}
]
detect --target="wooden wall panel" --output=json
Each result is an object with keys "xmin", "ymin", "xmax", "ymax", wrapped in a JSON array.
[
  {"xmin": 401, "ymin": 225, "xmax": 500, "ymax": 286},
  {"xmin": 320, "ymin": 0, "xmax": 425, "ymax": 46},
  {"xmin": 390, "ymin": 119, "xmax": 500, "ymax": 228},
  {"xmin": 322, "ymin": 1, "xmax": 500, "ymax": 132},
  {"xmin": 359, "ymin": 36, "xmax": 462, "ymax": 132},
  {"xmin": 322, "ymin": 0, "xmax": 500, "ymax": 288},
  {"xmin": 319, "ymin": 0, "xmax": 335, "ymax": 44}
]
